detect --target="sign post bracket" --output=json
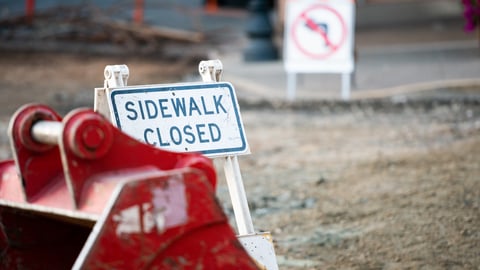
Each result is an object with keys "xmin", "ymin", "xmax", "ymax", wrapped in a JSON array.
[{"xmin": 94, "ymin": 65, "xmax": 130, "ymax": 119}]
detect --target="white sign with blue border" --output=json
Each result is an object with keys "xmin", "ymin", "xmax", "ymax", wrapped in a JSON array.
[{"xmin": 107, "ymin": 82, "xmax": 249, "ymax": 157}]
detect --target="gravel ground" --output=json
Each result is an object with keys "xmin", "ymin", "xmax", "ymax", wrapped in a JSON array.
[
  {"xmin": 0, "ymin": 52, "xmax": 479, "ymax": 269},
  {"xmin": 229, "ymin": 104, "xmax": 480, "ymax": 269}
]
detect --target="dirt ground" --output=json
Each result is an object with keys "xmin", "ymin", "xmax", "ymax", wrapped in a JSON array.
[{"xmin": 0, "ymin": 52, "xmax": 479, "ymax": 269}]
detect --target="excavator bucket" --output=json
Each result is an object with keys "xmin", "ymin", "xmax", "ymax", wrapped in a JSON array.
[{"xmin": 0, "ymin": 104, "xmax": 259, "ymax": 269}]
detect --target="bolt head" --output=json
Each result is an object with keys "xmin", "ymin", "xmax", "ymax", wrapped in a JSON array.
[{"xmin": 82, "ymin": 125, "xmax": 104, "ymax": 150}]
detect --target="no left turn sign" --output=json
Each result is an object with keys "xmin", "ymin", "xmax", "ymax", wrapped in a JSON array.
[
  {"xmin": 292, "ymin": 4, "xmax": 347, "ymax": 59},
  {"xmin": 284, "ymin": 0, "xmax": 355, "ymax": 73}
]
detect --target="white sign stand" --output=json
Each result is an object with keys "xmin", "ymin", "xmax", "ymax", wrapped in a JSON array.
[
  {"xmin": 284, "ymin": 0, "xmax": 355, "ymax": 101},
  {"xmin": 95, "ymin": 61, "xmax": 278, "ymax": 270},
  {"xmin": 198, "ymin": 60, "xmax": 255, "ymax": 235}
]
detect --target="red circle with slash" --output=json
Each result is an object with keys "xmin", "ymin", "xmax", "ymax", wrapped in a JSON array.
[{"xmin": 291, "ymin": 4, "xmax": 348, "ymax": 59}]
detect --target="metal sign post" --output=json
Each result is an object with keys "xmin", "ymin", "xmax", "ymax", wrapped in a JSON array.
[
  {"xmin": 287, "ymin": 72, "xmax": 297, "ymax": 101},
  {"xmin": 342, "ymin": 72, "xmax": 351, "ymax": 100},
  {"xmin": 200, "ymin": 61, "xmax": 278, "ymax": 270},
  {"xmin": 198, "ymin": 60, "xmax": 255, "ymax": 235},
  {"xmin": 223, "ymin": 155, "xmax": 255, "ymax": 235}
]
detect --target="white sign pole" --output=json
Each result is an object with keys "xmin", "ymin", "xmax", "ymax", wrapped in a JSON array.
[
  {"xmin": 199, "ymin": 60, "xmax": 255, "ymax": 235},
  {"xmin": 223, "ymin": 155, "xmax": 255, "ymax": 234},
  {"xmin": 341, "ymin": 72, "xmax": 351, "ymax": 100},
  {"xmin": 200, "ymin": 61, "xmax": 279, "ymax": 270},
  {"xmin": 287, "ymin": 72, "xmax": 297, "ymax": 101}
]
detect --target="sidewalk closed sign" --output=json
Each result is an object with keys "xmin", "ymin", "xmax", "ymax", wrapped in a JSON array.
[
  {"xmin": 284, "ymin": 0, "xmax": 355, "ymax": 73},
  {"xmin": 107, "ymin": 82, "xmax": 248, "ymax": 157}
]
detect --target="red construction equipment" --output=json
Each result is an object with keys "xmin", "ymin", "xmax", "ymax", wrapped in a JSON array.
[{"xmin": 0, "ymin": 104, "xmax": 259, "ymax": 269}]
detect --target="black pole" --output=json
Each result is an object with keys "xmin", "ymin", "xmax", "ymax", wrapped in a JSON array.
[{"xmin": 243, "ymin": 0, "xmax": 278, "ymax": 61}]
